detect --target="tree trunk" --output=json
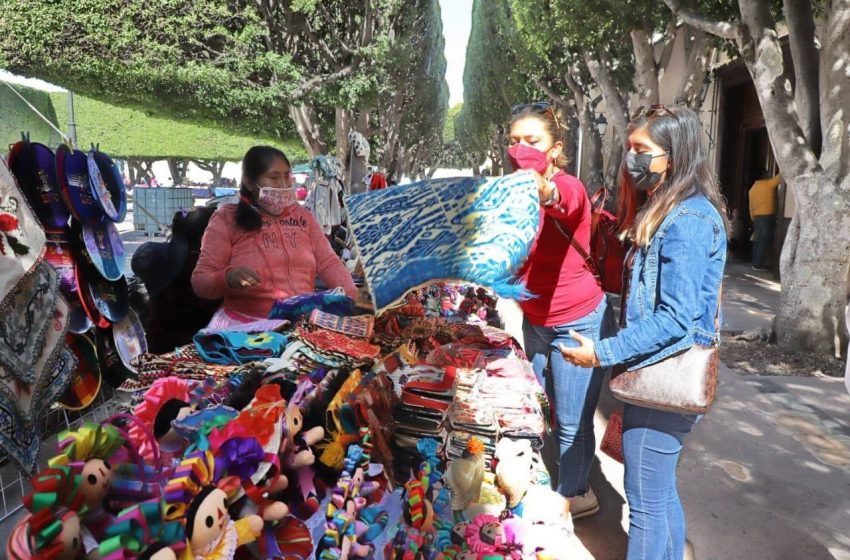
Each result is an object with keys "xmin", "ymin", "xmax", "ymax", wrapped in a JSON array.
[
  {"xmin": 674, "ymin": 27, "xmax": 710, "ymax": 107},
  {"xmin": 584, "ymin": 52, "xmax": 630, "ymax": 142},
  {"xmin": 288, "ymin": 104, "xmax": 327, "ymax": 157},
  {"xmin": 604, "ymin": 129, "xmax": 625, "ymax": 195},
  {"xmin": 193, "ymin": 160, "xmax": 226, "ymax": 185},
  {"xmin": 782, "ymin": 0, "xmax": 822, "ymax": 156},
  {"xmin": 631, "ymin": 26, "xmax": 661, "ymax": 105},
  {"xmin": 777, "ymin": 175, "xmax": 850, "ymax": 355},
  {"xmin": 577, "ymin": 104, "xmax": 604, "ymax": 191},
  {"xmin": 335, "ymin": 107, "xmax": 352, "ymax": 164},
  {"xmin": 737, "ymin": 0, "xmax": 850, "ymax": 355},
  {"xmin": 167, "ymin": 158, "xmax": 189, "ymax": 185}
]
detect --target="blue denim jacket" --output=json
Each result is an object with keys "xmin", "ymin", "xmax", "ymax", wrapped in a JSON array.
[{"xmin": 596, "ymin": 195, "xmax": 727, "ymax": 370}]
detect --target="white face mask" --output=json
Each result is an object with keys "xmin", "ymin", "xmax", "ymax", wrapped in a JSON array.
[{"xmin": 258, "ymin": 187, "xmax": 294, "ymax": 215}]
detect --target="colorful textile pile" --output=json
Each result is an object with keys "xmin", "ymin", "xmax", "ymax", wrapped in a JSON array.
[{"xmin": 345, "ymin": 174, "xmax": 541, "ymax": 314}]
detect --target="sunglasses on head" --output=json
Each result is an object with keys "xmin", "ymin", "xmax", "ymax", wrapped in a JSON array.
[
  {"xmin": 631, "ymin": 104, "xmax": 680, "ymax": 121},
  {"xmin": 511, "ymin": 101, "xmax": 553, "ymax": 116}
]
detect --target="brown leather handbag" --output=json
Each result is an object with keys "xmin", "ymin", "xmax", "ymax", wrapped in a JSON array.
[{"xmin": 609, "ymin": 287, "xmax": 722, "ymax": 415}]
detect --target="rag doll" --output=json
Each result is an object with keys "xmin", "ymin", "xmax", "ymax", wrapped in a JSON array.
[
  {"xmin": 7, "ymin": 467, "xmax": 87, "ymax": 560},
  {"xmin": 48, "ymin": 423, "xmax": 152, "ymax": 549},
  {"xmin": 97, "ymin": 498, "xmax": 186, "ymax": 560},
  {"xmin": 163, "ymin": 451, "xmax": 263, "ymax": 560},
  {"xmin": 129, "ymin": 377, "xmax": 198, "ymax": 468},
  {"xmin": 281, "ymin": 380, "xmax": 325, "ymax": 516}
]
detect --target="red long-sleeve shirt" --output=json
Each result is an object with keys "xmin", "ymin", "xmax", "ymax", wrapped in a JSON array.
[
  {"xmin": 519, "ymin": 171, "xmax": 604, "ymax": 326},
  {"xmin": 192, "ymin": 203, "xmax": 356, "ymax": 318}
]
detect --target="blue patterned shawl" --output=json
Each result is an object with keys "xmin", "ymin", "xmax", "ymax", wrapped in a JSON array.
[{"xmin": 345, "ymin": 174, "xmax": 540, "ymax": 314}]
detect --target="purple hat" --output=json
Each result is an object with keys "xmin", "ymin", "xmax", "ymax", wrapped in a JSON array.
[
  {"xmin": 81, "ymin": 219, "xmax": 125, "ymax": 281},
  {"xmin": 87, "ymin": 149, "xmax": 127, "ymax": 223},
  {"xmin": 7, "ymin": 140, "xmax": 70, "ymax": 229},
  {"xmin": 56, "ymin": 144, "xmax": 104, "ymax": 225}
]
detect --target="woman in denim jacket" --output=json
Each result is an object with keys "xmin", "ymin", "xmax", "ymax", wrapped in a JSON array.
[{"xmin": 562, "ymin": 105, "xmax": 728, "ymax": 559}]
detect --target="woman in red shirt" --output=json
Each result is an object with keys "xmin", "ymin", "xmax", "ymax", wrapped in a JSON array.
[{"xmin": 509, "ymin": 102, "xmax": 615, "ymax": 518}]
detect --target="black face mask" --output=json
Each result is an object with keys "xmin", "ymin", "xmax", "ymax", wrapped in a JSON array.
[{"xmin": 626, "ymin": 151, "xmax": 667, "ymax": 192}]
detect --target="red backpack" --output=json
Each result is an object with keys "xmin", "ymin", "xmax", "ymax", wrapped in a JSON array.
[{"xmin": 548, "ymin": 187, "xmax": 629, "ymax": 295}]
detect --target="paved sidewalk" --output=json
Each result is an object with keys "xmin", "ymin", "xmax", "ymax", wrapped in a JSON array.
[{"xmin": 498, "ymin": 261, "xmax": 850, "ymax": 560}]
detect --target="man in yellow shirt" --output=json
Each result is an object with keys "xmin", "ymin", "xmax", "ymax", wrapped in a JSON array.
[{"xmin": 748, "ymin": 173, "xmax": 781, "ymax": 270}]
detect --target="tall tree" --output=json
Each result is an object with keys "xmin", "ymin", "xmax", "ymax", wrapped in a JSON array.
[
  {"xmin": 664, "ymin": 0, "xmax": 849, "ymax": 355},
  {"xmin": 0, "ymin": 0, "xmax": 420, "ymax": 161},
  {"xmin": 457, "ymin": 0, "xmax": 540, "ymax": 177}
]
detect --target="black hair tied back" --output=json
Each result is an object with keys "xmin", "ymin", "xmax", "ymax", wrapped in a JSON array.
[{"xmin": 236, "ymin": 145, "xmax": 291, "ymax": 232}]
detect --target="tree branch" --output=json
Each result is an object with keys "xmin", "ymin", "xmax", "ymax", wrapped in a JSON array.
[
  {"xmin": 631, "ymin": 26, "xmax": 661, "ymax": 105},
  {"xmin": 533, "ymin": 77, "xmax": 569, "ymax": 106},
  {"xmin": 584, "ymin": 51, "xmax": 630, "ymax": 138},
  {"xmin": 663, "ymin": 0, "xmax": 740, "ymax": 40},
  {"xmin": 289, "ymin": 62, "xmax": 359, "ymax": 99},
  {"xmin": 658, "ymin": 19, "xmax": 678, "ymax": 73},
  {"xmin": 316, "ymin": 3, "xmax": 354, "ymax": 55}
]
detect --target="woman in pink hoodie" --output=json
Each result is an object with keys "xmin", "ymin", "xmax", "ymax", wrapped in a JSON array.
[{"xmin": 192, "ymin": 146, "xmax": 356, "ymax": 326}]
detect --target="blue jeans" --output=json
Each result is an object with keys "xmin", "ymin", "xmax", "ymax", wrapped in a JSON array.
[
  {"xmin": 752, "ymin": 215, "xmax": 775, "ymax": 268},
  {"xmin": 523, "ymin": 297, "xmax": 615, "ymax": 497},
  {"xmin": 623, "ymin": 405, "xmax": 700, "ymax": 560}
]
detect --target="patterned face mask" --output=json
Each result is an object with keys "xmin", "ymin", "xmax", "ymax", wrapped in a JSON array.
[{"xmin": 258, "ymin": 187, "xmax": 294, "ymax": 216}]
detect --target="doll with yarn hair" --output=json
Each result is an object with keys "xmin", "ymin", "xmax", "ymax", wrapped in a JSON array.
[
  {"xmin": 281, "ymin": 380, "xmax": 325, "ymax": 516},
  {"xmin": 163, "ymin": 451, "xmax": 263, "ymax": 560},
  {"xmin": 7, "ymin": 467, "xmax": 87, "ymax": 560},
  {"xmin": 48, "ymin": 423, "xmax": 153, "ymax": 550},
  {"xmin": 97, "ymin": 498, "xmax": 186, "ymax": 560},
  {"xmin": 129, "ymin": 377, "xmax": 198, "ymax": 469}
]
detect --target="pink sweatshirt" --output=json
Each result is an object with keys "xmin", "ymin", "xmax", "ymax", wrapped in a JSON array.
[{"xmin": 192, "ymin": 203, "xmax": 356, "ymax": 318}]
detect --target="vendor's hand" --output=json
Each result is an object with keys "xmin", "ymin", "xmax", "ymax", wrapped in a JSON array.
[
  {"xmin": 559, "ymin": 331, "xmax": 601, "ymax": 368},
  {"xmin": 225, "ymin": 267, "xmax": 260, "ymax": 290},
  {"xmin": 518, "ymin": 169, "xmax": 557, "ymax": 205}
]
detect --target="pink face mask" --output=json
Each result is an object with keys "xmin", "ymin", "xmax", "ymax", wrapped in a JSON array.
[
  {"xmin": 258, "ymin": 187, "xmax": 294, "ymax": 216},
  {"xmin": 507, "ymin": 143, "xmax": 550, "ymax": 174}
]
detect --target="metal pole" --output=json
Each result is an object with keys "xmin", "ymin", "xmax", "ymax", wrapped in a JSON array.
[{"xmin": 67, "ymin": 91, "xmax": 78, "ymax": 147}]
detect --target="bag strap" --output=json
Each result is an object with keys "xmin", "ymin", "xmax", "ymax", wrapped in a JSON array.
[{"xmin": 546, "ymin": 214, "xmax": 602, "ymax": 285}]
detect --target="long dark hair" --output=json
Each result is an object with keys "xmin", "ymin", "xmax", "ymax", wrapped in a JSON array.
[
  {"xmin": 509, "ymin": 104, "xmax": 569, "ymax": 169},
  {"xmin": 236, "ymin": 145, "xmax": 291, "ymax": 232},
  {"xmin": 627, "ymin": 105, "xmax": 729, "ymax": 246}
]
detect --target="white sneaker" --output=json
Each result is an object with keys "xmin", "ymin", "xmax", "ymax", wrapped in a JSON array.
[{"xmin": 568, "ymin": 487, "xmax": 600, "ymax": 519}]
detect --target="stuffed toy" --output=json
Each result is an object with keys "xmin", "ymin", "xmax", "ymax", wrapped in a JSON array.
[
  {"xmin": 493, "ymin": 439, "xmax": 572, "ymax": 532},
  {"xmin": 7, "ymin": 467, "xmax": 87, "ymax": 560},
  {"xmin": 97, "ymin": 499, "xmax": 186, "ymax": 560},
  {"xmin": 48, "ymin": 423, "xmax": 155, "ymax": 548},
  {"xmin": 280, "ymin": 380, "xmax": 325, "ymax": 516},
  {"xmin": 163, "ymin": 451, "xmax": 263, "ymax": 560},
  {"xmin": 444, "ymin": 437, "xmax": 485, "ymax": 521}
]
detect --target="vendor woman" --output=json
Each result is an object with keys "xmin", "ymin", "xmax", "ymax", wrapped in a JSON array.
[{"xmin": 192, "ymin": 146, "xmax": 357, "ymax": 325}]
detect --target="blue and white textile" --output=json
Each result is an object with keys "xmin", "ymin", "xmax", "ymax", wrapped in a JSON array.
[{"xmin": 345, "ymin": 174, "xmax": 540, "ymax": 314}]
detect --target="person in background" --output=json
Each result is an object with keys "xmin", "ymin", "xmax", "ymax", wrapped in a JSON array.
[
  {"xmin": 192, "ymin": 146, "xmax": 356, "ymax": 327},
  {"xmin": 508, "ymin": 101, "xmax": 616, "ymax": 518},
  {"xmin": 748, "ymin": 172, "xmax": 781, "ymax": 271},
  {"xmin": 561, "ymin": 105, "xmax": 728, "ymax": 560}
]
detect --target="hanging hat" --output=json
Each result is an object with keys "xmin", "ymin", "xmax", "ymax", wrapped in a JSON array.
[
  {"xmin": 0, "ymin": 155, "xmax": 46, "ymax": 301},
  {"xmin": 81, "ymin": 219, "xmax": 125, "ymax": 281},
  {"xmin": 112, "ymin": 308, "xmax": 147, "ymax": 369},
  {"xmin": 130, "ymin": 238, "xmax": 186, "ymax": 298},
  {"xmin": 75, "ymin": 255, "xmax": 129, "ymax": 327},
  {"xmin": 87, "ymin": 148, "xmax": 127, "ymax": 223},
  {"xmin": 43, "ymin": 229, "xmax": 93, "ymax": 334},
  {"xmin": 57, "ymin": 333, "xmax": 102, "ymax": 411},
  {"xmin": 130, "ymin": 205, "xmax": 215, "ymax": 298},
  {"xmin": 56, "ymin": 144, "xmax": 104, "ymax": 225},
  {"xmin": 7, "ymin": 137, "xmax": 71, "ymax": 229}
]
